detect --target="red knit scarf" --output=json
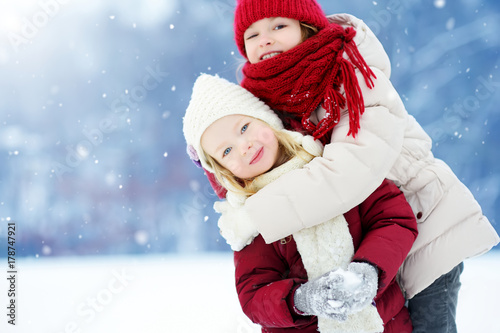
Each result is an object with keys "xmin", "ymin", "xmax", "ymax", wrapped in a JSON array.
[{"xmin": 241, "ymin": 23, "xmax": 376, "ymax": 143}]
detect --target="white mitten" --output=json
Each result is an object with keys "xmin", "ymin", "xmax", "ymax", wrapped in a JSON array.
[{"xmin": 214, "ymin": 200, "xmax": 258, "ymax": 251}]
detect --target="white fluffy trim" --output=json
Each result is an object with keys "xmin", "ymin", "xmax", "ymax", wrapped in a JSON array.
[{"xmin": 293, "ymin": 216, "xmax": 384, "ymax": 333}]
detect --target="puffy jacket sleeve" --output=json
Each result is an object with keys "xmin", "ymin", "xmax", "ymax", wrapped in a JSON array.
[
  {"xmin": 246, "ymin": 63, "xmax": 409, "ymax": 243},
  {"xmin": 351, "ymin": 179, "xmax": 418, "ymax": 294},
  {"xmin": 205, "ymin": 14, "xmax": 411, "ymax": 243},
  {"xmin": 234, "ymin": 236, "xmax": 315, "ymax": 329}
]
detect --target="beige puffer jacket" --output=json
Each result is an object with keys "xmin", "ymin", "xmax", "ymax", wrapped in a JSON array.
[{"xmin": 244, "ymin": 13, "xmax": 499, "ymax": 298}]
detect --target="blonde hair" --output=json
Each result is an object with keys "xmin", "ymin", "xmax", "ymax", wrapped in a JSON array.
[
  {"xmin": 300, "ymin": 22, "xmax": 319, "ymax": 41},
  {"xmin": 203, "ymin": 125, "xmax": 314, "ymax": 197}
]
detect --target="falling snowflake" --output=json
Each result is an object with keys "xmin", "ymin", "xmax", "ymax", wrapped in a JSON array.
[{"xmin": 434, "ymin": 0, "xmax": 445, "ymax": 8}]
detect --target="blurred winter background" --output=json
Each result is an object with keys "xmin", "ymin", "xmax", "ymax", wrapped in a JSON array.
[{"xmin": 0, "ymin": 0, "xmax": 499, "ymax": 332}]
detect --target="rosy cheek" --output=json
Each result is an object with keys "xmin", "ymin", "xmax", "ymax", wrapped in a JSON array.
[
  {"xmin": 258, "ymin": 128, "xmax": 275, "ymax": 144},
  {"xmin": 246, "ymin": 46, "xmax": 259, "ymax": 64},
  {"xmin": 226, "ymin": 159, "xmax": 242, "ymax": 175}
]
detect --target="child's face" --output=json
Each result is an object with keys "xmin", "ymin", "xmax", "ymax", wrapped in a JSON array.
[
  {"xmin": 201, "ymin": 115, "xmax": 279, "ymax": 180},
  {"xmin": 243, "ymin": 17, "xmax": 302, "ymax": 64}
]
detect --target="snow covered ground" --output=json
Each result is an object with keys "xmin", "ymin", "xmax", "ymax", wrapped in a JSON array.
[{"xmin": 1, "ymin": 250, "xmax": 499, "ymax": 333}]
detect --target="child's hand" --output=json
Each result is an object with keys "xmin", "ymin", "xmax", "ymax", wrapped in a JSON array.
[
  {"xmin": 326, "ymin": 263, "xmax": 378, "ymax": 317},
  {"xmin": 293, "ymin": 263, "xmax": 378, "ymax": 321},
  {"xmin": 345, "ymin": 262, "xmax": 378, "ymax": 311},
  {"xmin": 293, "ymin": 269, "xmax": 351, "ymax": 321},
  {"xmin": 213, "ymin": 200, "xmax": 258, "ymax": 251}
]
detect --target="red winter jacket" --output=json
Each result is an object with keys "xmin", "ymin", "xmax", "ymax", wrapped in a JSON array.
[{"xmin": 233, "ymin": 179, "xmax": 417, "ymax": 333}]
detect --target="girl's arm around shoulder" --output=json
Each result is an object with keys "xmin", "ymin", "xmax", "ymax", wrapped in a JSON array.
[
  {"xmin": 351, "ymin": 179, "xmax": 418, "ymax": 293},
  {"xmin": 234, "ymin": 235, "xmax": 315, "ymax": 329},
  {"xmin": 246, "ymin": 68, "xmax": 409, "ymax": 244}
]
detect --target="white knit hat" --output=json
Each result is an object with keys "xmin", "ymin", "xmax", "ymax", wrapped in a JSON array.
[{"xmin": 183, "ymin": 74, "xmax": 285, "ymax": 172}]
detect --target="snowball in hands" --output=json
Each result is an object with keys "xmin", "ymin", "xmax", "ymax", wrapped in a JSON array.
[
  {"xmin": 344, "ymin": 262, "xmax": 378, "ymax": 311},
  {"xmin": 294, "ymin": 269, "xmax": 350, "ymax": 321},
  {"xmin": 294, "ymin": 262, "xmax": 378, "ymax": 321}
]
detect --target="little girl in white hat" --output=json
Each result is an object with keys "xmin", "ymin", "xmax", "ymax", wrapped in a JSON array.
[{"xmin": 183, "ymin": 73, "xmax": 418, "ymax": 332}]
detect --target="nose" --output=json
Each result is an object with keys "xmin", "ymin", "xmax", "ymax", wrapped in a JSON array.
[
  {"xmin": 259, "ymin": 33, "xmax": 274, "ymax": 48},
  {"xmin": 239, "ymin": 140, "xmax": 253, "ymax": 156}
]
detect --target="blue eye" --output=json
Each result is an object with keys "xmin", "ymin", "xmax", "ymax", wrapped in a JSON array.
[
  {"xmin": 241, "ymin": 124, "xmax": 248, "ymax": 133},
  {"xmin": 274, "ymin": 24, "xmax": 286, "ymax": 30},
  {"xmin": 223, "ymin": 147, "xmax": 232, "ymax": 157}
]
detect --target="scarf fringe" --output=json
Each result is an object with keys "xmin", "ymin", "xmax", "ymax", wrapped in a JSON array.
[
  {"xmin": 311, "ymin": 82, "xmax": 343, "ymax": 140},
  {"xmin": 342, "ymin": 28, "xmax": 376, "ymax": 138},
  {"xmin": 242, "ymin": 24, "xmax": 376, "ymax": 143}
]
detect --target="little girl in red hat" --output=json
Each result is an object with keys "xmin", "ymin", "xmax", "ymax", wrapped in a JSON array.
[{"xmin": 202, "ymin": 0, "xmax": 500, "ymax": 332}]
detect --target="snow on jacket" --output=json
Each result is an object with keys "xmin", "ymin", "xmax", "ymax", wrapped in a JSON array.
[
  {"xmin": 234, "ymin": 178, "xmax": 417, "ymax": 333},
  {"xmin": 242, "ymin": 13, "xmax": 500, "ymax": 298}
]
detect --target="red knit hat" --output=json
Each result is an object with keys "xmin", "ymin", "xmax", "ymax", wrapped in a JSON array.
[{"xmin": 234, "ymin": 0, "xmax": 329, "ymax": 58}]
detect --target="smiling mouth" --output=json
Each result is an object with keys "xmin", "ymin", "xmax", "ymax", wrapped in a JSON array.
[
  {"xmin": 250, "ymin": 147, "xmax": 263, "ymax": 164},
  {"xmin": 261, "ymin": 52, "xmax": 281, "ymax": 61}
]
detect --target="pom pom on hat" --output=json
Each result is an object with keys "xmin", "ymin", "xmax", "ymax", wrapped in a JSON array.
[
  {"xmin": 183, "ymin": 74, "xmax": 284, "ymax": 172},
  {"xmin": 234, "ymin": 0, "xmax": 329, "ymax": 57}
]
